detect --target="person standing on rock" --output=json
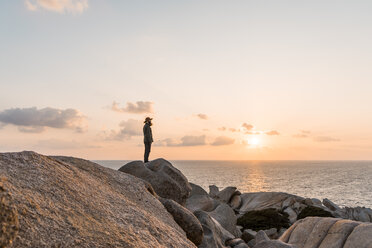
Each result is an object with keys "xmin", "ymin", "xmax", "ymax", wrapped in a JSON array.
[{"xmin": 143, "ymin": 117, "xmax": 153, "ymax": 163}]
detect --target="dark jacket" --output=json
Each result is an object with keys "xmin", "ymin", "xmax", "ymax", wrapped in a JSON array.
[{"xmin": 143, "ymin": 123, "xmax": 153, "ymax": 143}]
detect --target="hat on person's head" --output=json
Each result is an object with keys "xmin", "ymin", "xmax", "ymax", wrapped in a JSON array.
[{"xmin": 144, "ymin": 117, "xmax": 153, "ymax": 123}]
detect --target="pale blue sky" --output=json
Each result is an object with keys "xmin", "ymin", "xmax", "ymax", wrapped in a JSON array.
[{"xmin": 1, "ymin": 1, "xmax": 372, "ymax": 159}]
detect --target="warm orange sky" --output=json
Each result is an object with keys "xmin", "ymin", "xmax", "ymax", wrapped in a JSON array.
[{"xmin": 1, "ymin": 1, "xmax": 372, "ymax": 160}]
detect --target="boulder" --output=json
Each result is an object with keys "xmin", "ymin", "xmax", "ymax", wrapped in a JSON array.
[
  {"xmin": 235, "ymin": 243, "xmax": 250, "ymax": 248},
  {"xmin": 255, "ymin": 231, "xmax": 296, "ymax": 247},
  {"xmin": 279, "ymin": 216, "xmax": 372, "ymax": 248},
  {"xmin": 209, "ymin": 185, "xmax": 219, "ymax": 198},
  {"xmin": 297, "ymin": 206, "xmax": 333, "ymax": 220},
  {"xmin": 239, "ymin": 192, "xmax": 304, "ymax": 214},
  {"xmin": 216, "ymin": 186, "xmax": 237, "ymax": 203},
  {"xmin": 0, "ymin": 181, "xmax": 19, "ymax": 248},
  {"xmin": 283, "ymin": 207, "xmax": 297, "ymax": 224},
  {"xmin": 186, "ymin": 194, "xmax": 219, "ymax": 213},
  {"xmin": 323, "ymin": 198, "xmax": 341, "ymax": 211},
  {"xmin": 160, "ymin": 198, "xmax": 203, "ymax": 246},
  {"xmin": 230, "ymin": 195, "xmax": 242, "ymax": 209},
  {"xmin": 190, "ymin": 183, "xmax": 208, "ymax": 196},
  {"xmin": 0, "ymin": 152, "xmax": 195, "ymax": 248},
  {"xmin": 344, "ymin": 223, "xmax": 372, "ymax": 248},
  {"xmin": 241, "ymin": 229, "xmax": 257, "ymax": 243},
  {"xmin": 119, "ymin": 158, "xmax": 192, "ymax": 206},
  {"xmin": 194, "ymin": 210, "xmax": 234, "ymax": 248},
  {"xmin": 337, "ymin": 206, "xmax": 372, "ymax": 222},
  {"xmin": 237, "ymin": 208, "xmax": 290, "ymax": 231},
  {"xmin": 226, "ymin": 238, "xmax": 245, "ymax": 247},
  {"xmin": 209, "ymin": 203, "xmax": 240, "ymax": 237},
  {"xmin": 264, "ymin": 228, "xmax": 278, "ymax": 239}
]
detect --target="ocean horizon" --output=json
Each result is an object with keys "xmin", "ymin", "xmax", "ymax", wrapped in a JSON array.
[{"xmin": 95, "ymin": 160, "xmax": 372, "ymax": 209}]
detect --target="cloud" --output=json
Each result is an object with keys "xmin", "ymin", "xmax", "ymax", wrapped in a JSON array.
[
  {"xmin": 105, "ymin": 119, "xmax": 142, "ymax": 140},
  {"xmin": 242, "ymin": 123, "xmax": 254, "ymax": 132},
  {"xmin": 246, "ymin": 131, "xmax": 262, "ymax": 135},
  {"xmin": 154, "ymin": 138, "xmax": 179, "ymax": 147},
  {"xmin": 0, "ymin": 107, "xmax": 86, "ymax": 133},
  {"xmin": 314, "ymin": 136, "xmax": 340, "ymax": 142},
  {"xmin": 265, "ymin": 130, "xmax": 280, "ymax": 136},
  {"xmin": 293, "ymin": 130, "xmax": 311, "ymax": 138},
  {"xmin": 179, "ymin": 135, "xmax": 207, "ymax": 146},
  {"xmin": 211, "ymin": 136, "xmax": 235, "ymax": 146},
  {"xmin": 155, "ymin": 135, "xmax": 207, "ymax": 147},
  {"xmin": 25, "ymin": 0, "xmax": 88, "ymax": 13},
  {"xmin": 111, "ymin": 101, "xmax": 153, "ymax": 114},
  {"xmin": 196, "ymin": 114, "xmax": 208, "ymax": 120}
]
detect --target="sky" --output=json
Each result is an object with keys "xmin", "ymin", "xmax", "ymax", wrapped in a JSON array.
[{"xmin": 1, "ymin": 0, "xmax": 372, "ymax": 160}]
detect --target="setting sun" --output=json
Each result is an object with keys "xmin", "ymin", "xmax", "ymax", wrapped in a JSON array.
[{"xmin": 249, "ymin": 137, "xmax": 260, "ymax": 146}]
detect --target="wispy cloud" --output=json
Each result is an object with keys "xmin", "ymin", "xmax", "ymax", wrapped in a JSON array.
[
  {"xmin": 293, "ymin": 130, "xmax": 311, "ymax": 138},
  {"xmin": 0, "ymin": 107, "xmax": 86, "ymax": 133},
  {"xmin": 155, "ymin": 135, "xmax": 207, "ymax": 147},
  {"xmin": 242, "ymin": 123, "xmax": 254, "ymax": 132},
  {"xmin": 218, "ymin": 126, "xmax": 239, "ymax": 132},
  {"xmin": 105, "ymin": 119, "xmax": 142, "ymax": 140},
  {"xmin": 111, "ymin": 101, "xmax": 153, "ymax": 114},
  {"xmin": 211, "ymin": 136, "xmax": 235, "ymax": 146},
  {"xmin": 265, "ymin": 130, "xmax": 280, "ymax": 136},
  {"xmin": 314, "ymin": 136, "xmax": 340, "ymax": 142},
  {"xmin": 195, "ymin": 113, "xmax": 208, "ymax": 120},
  {"xmin": 25, "ymin": 0, "xmax": 89, "ymax": 14}
]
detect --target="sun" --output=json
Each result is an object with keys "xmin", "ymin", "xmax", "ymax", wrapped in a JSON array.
[{"xmin": 249, "ymin": 137, "xmax": 260, "ymax": 146}]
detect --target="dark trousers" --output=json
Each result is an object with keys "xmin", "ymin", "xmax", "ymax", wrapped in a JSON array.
[{"xmin": 144, "ymin": 142, "xmax": 151, "ymax": 163}]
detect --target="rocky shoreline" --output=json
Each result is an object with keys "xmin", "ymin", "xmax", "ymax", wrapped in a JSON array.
[{"xmin": 1, "ymin": 151, "xmax": 372, "ymax": 248}]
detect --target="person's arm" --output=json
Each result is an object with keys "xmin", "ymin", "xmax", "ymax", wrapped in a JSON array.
[{"xmin": 144, "ymin": 125, "xmax": 151, "ymax": 142}]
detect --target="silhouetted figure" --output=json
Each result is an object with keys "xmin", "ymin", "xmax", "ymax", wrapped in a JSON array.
[{"xmin": 143, "ymin": 117, "xmax": 153, "ymax": 163}]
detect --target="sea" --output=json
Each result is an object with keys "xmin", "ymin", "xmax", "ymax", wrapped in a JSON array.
[{"xmin": 95, "ymin": 160, "xmax": 372, "ymax": 208}]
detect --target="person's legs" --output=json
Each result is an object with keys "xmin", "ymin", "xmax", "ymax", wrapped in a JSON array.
[{"xmin": 144, "ymin": 142, "xmax": 151, "ymax": 163}]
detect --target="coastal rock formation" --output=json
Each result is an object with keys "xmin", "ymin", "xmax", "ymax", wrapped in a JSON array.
[
  {"xmin": 0, "ymin": 152, "xmax": 196, "ymax": 248},
  {"xmin": 160, "ymin": 198, "xmax": 203, "ymax": 246},
  {"xmin": 238, "ymin": 192, "xmax": 305, "ymax": 214},
  {"xmin": 0, "ymin": 181, "xmax": 19, "ymax": 248},
  {"xmin": 194, "ymin": 210, "xmax": 234, "ymax": 248},
  {"xmin": 280, "ymin": 216, "xmax": 372, "ymax": 248},
  {"xmin": 119, "ymin": 158, "xmax": 191, "ymax": 206},
  {"xmin": 209, "ymin": 203, "xmax": 240, "ymax": 237}
]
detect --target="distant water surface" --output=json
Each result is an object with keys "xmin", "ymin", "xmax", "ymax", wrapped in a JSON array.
[{"xmin": 95, "ymin": 160, "xmax": 372, "ymax": 208}]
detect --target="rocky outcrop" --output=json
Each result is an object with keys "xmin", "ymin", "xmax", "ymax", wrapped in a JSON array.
[
  {"xmin": 119, "ymin": 159, "xmax": 192, "ymax": 206},
  {"xmin": 194, "ymin": 210, "xmax": 234, "ymax": 248},
  {"xmin": 254, "ymin": 230, "xmax": 296, "ymax": 248},
  {"xmin": 209, "ymin": 203, "xmax": 240, "ymax": 237},
  {"xmin": 0, "ymin": 152, "xmax": 196, "ymax": 248},
  {"xmin": 279, "ymin": 216, "xmax": 372, "ymax": 248},
  {"xmin": 0, "ymin": 181, "xmax": 19, "ymax": 248},
  {"xmin": 160, "ymin": 198, "xmax": 203, "ymax": 246},
  {"xmin": 238, "ymin": 192, "xmax": 305, "ymax": 214}
]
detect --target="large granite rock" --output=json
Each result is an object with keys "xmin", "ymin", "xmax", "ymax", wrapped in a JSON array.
[
  {"xmin": 0, "ymin": 181, "xmax": 19, "ymax": 248},
  {"xmin": 0, "ymin": 152, "xmax": 196, "ymax": 248},
  {"xmin": 119, "ymin": 158, "xmax": 192, "ymax": 206},
  {"xmin": 254, "ymin": 231, "xmax": 296, "ymax": 248},
  {"xmin": 279, "ymin": 216, "xmax": 372, "ymax": 248},
  {"xmin": 186, "ymin": 194, "xmax": 219, "ymax": 213},
  {"xmin": 194, "ymin": 210, "xmax": 234, "ymax": 248},
  {"xmin": 209, "ymin": 203, "xmax": 240, "ymax": 237},
  {"xmin": 160, "ymin": 198, "xmax": 203, "ymax": 246},
  {"xmin": 238, "ymin": 192, "xmax": 304, "ymax": 214},
  {"xmin": 216, "ymin": 186, "xmax": 237, "ymax": 203},
  {"xmin": 190, "ymin": 183, "xmax": 208, "ymax": 197}
]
